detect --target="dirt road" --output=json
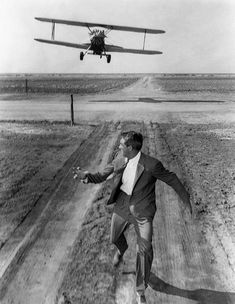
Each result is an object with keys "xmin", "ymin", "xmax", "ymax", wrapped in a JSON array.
[{"xmin": 0, "ymin": 77, "xmax": 234, "ymax": 303}]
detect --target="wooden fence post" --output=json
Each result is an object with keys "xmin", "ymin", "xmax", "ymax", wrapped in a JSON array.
[
  {"xmin": 25, "ymin": 79, "xmax": 28, "ymax": 94},
  {"xmin": 70, "ymin": 94, "xmax": 74, "ymax": 126}
]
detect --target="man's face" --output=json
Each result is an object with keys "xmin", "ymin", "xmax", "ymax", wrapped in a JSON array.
[{"xmin": 119, "ymin": 137, "xmax": 131, "ymax": 158}]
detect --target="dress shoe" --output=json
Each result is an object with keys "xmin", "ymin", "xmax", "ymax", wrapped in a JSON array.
[
  {"xmin": 112, "ymin": 250, "xmax": 123, "ymax": 267},
  {"xmin": 137, "ymin": 294, "xmax": 147, "ymax": 304}
]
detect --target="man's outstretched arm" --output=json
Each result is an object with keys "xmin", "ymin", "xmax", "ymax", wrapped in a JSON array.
[{"xmin": 73, "ymin": 163, "xmax": 114, "ymax": 184}]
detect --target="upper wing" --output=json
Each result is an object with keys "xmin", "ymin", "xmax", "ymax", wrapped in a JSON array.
[
  {"xmin": 105, "ymin": 44, "xmax": 162, "ymax": 55},
  {"xmin": 34, "ymin": 38, "xmax": 90, "ymax": 50},
  {"xmin": 35, "ymin": 17, "xmax": 165, "ymax": 34}
]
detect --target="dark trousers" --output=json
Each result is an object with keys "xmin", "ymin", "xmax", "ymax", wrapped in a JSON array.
[{"xmin": 110, "ymin": 191, "xmax": 153, "ymax": 295}]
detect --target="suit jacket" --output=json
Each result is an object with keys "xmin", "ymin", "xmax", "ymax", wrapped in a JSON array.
[{"xmin": 86, "ymin": 152, "xmax": 190, "ymax": 219}]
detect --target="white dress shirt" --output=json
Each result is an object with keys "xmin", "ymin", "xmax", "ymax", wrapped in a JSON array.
[{"xmin": 120, "ymin": 152, "xmax": 141, "ymax": 195}]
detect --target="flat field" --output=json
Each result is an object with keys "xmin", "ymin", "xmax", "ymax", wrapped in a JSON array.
[
  {"xmin": 0, "ymin": 122, "xmax": 95, "ymax": 247},
  {"xmin": 0, "ymin": 74, "xmax": 139, "ymax": 95}
]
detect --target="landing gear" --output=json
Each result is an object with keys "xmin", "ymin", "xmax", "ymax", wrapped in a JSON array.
[
  {"xmin": 80, "ymin": 52, "xmax": 84, "ymax": 61},
  {"xmin": 107, "ymin": 54, "xmax": 111, "ymax": 63}
]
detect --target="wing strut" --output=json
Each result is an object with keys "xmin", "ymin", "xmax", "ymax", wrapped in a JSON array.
[
  {"xmin": 84, "ymin": 45, "xmax": 91, "ymax": 56},
  {"xmin": 51, "ymin": 22, "xmax": 55, "ymax": 40},
  {"xmin": 143, "ymin": 29, "xmax": 146, "ymax": 50},
  {"xmin": 87, "ymin": 25, "xmax": 92, "ymax": 34}
]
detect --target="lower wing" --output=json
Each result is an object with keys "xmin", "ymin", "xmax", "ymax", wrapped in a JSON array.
[
  {"xmin": 34, "ymin": 38, "xmax": 90, "ymax": 49},
  {"xmin": 34, "ymin": 39, "xmax": 162, "ymax": 54},
  {"xmin": 105, "ymin": 44, "xmax": 162, "ymax": 55}
]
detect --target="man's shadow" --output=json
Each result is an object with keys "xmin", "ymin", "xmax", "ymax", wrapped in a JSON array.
[
  {"xmin": 148, "ymin": 272, "xmax": 235, "ymax": 304},
  {"xmin": 122, "ymin": 271, "xmax": 235, "ymax": 304}
]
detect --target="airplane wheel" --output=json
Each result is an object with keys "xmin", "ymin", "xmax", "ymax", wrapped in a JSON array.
[
  {"xmin": 80, "ymin": 52, "xmax": 84, "ymax": 61},
  {"xmin": 107, "ymin": 55, "xmax": 111, "ymax": 63}
]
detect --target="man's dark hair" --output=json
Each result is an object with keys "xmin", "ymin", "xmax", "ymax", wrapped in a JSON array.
[{"xmin": 121, "ymin": 131, "xmax": 143, "ymax": 151}]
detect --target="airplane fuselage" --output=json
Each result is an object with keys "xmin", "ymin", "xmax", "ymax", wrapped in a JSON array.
[{"xmin": 89, "ymin": 29, "xmax": 106, "ymax": 55}]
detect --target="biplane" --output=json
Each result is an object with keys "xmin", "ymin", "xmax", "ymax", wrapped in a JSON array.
[{"xmin": 34, "ymin": 17, "xmax": 165, "ymax": 63}]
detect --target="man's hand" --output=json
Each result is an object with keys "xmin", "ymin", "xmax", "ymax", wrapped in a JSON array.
[{"xmin": 73, "ymin": 166, "xmax": 89, "ymax": 182}]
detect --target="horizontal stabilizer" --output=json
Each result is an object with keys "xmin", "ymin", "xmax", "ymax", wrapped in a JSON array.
[{"xmin": 35, "ymin": 17, "xmax": 165, "ymax": 34}]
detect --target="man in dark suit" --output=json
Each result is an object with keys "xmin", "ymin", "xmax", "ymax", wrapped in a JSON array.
[{"xmin": 74, "ymin": 131, "xmax": 192, "ymax": 304}]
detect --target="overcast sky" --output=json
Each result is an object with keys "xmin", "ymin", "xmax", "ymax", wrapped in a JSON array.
[{"xmin": 0, "ymin": 0, "xmax": 234, "ymax": 73}]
